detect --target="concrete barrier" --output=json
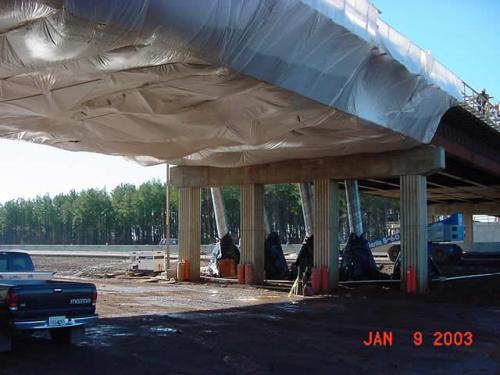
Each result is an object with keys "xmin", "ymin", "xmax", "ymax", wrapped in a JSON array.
[
  {"xmin": 0, "ymin": 244, "xmax": 167, "ymax": 253},
  {"xmin": 474, "ymin": 222, "xmax": 500, "ymax": 243},
  {"xmin": 470, "ymin": 242, "xmax": 500, "ymax": 254},
  {"xmin": 0, "ymin": 244, "xmax": 304, "ymax": 257}
]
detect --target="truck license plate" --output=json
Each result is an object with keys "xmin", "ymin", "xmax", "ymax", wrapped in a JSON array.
[{"xmin": 49, "ymin": 316, "xmax": 67, "ymax": 327}]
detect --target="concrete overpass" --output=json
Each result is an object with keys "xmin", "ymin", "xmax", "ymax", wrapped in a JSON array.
[
  {"xmin": 0, "ymin": 0, "xmax": 498, "ymax": 293},
  {"xmin": 170, "ymin": 103, "xmax": 500, "ymax": 291}
]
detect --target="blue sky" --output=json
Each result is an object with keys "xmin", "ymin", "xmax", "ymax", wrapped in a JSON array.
[
  {"xmin": 373, "ymin": 0, "xmax": 500, "ymax": 100},
  {"xmin": 0, "ymin": 1, "xmax": 498, "ymax": 203}
]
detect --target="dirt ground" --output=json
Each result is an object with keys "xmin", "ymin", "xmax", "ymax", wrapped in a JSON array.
[{"xmin": 0, "ymin": 255, "xmax": 499, "ymax": 374}]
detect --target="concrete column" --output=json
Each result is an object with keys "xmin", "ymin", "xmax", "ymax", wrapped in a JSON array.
[
  {"xmin": 240, "ymin": 184, "xmax": 265, "ymax": 284},
  {"xmin": 178, "ymin": 186, "xmax": 201, "ymax": 281},
  {"xmin": 313, "ymin": 179, "xmax": 340, "ymax": 290},
  {"xmin": 400, "ymin": 175, "xmax": 428, "ymax": 293},
  {"xmin": 210, "ymin": 187, "xmax": 228, "ymax": 239},
  {"xmin": 299, "ymin": 182, "xmax": 314, "ymax": 236},
  {"xmin": 345, "ymin": 179, "xmax": 364, "ymax": 235},
  {"xmin": 463, "ymin": 210, "xmax": 474, "ymax": 251}
]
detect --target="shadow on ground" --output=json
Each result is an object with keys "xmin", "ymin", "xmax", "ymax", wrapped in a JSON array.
[{"xmin": 1, "ymin": 277, "xmax": 500, "ymax": 375}]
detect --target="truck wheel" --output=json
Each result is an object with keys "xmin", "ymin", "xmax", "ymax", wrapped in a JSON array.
[
  {"xmin": 0, "ymin": 330, "xmax": 12, "ymax": 353},
  {"xmin": 50, "ymin": 327, "xmax": 85, "ymax": 346},
  {"xmin": 432, "ymin": 246, "xmax": 450, "ymax": 265},
  {"xmin": 453, "ymin": 245, "xmax": 463, "ymax": 263},
  {"xmin": 387, "ymin": 245, "xmax": 400, "ymax": 262}
]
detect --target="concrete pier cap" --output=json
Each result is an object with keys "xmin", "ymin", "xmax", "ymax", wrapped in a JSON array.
[
  {"xmin": 171, "ymin": 146, "xmax": 445, "ymax": 187},
  {"xmin": 173, "ymin": 145, "xmax": 445, "ymax": 292}
]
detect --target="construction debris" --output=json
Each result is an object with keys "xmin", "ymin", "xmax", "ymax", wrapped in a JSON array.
[
  {"xmin": 340, "ymin": 233, "xmax": 388, "ymax": 281},
  {"xmin": 290, "ymin": 235, "xmax": 314, "ymax": 281},
  {"xmin": 264, "ymin": 232, "xmax": 289, "ymax": 280},
  {"xmin": 208, "ymin": 234, "xmax": 240, "ymax": 277}
]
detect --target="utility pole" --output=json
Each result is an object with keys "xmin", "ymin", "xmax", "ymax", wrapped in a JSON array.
[{"xmin": 164, "ymin": 163, "xmax": 171, "ymax": 275}]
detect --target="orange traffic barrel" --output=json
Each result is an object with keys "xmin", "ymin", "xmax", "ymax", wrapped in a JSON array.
[
  {"xmin": 320, "ymin": 267, "xmax": 329, "ymax": 292},
  {"xmin": 229, "ymin": 259, "xmax": 236, "ymax": 276},
  {"xmin": 245, "ymin": 263, "xmax": 254, "ymax": 285},
  {"xmin": 218, "ymin": 259, "xmax": 237, "ymax": 278},
  {"xmin": 406, "ymin": 266, "xmax": 416, "ymax": 293},
  {"xmin": 237, "ymin": 264, "xmax": 245, "ymax": 284},
  {"xmin": 311, "ymin": 267, "xmax": 321, "ymax": 294},
  {"xmin": 176, "ymin": 261, "xmax": 185, "ymax": 282},
  {"xmin": 184, "ymin": 258, "xmax": 190, "ymax": 281}
]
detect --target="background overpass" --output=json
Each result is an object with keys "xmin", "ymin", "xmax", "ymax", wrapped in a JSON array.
[{"xmin": 360, "ymin": 104, "xmax": 500, "ymax": 212}]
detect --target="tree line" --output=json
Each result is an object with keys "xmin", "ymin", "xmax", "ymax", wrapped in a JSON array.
[{"xmin": 0, "ymin": 181, "xmax": 399, "ymax": 245}]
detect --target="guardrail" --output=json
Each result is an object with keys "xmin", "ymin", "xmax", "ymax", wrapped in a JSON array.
[{"xmin": 460, "ymin": 81, "xmax": 500, "ymax": 131}]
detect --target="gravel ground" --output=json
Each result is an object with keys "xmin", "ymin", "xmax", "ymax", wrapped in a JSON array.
[
  {"xmin": 31, "ymin": 256, "xmax": 292, "ymax": 318},
  {"xmin": 32, "ymin": 256, "xmax": 131, "ymax": 278},
  {"xmin": 30, "ymin": 255, "xmax": 500, "ymax": 320}
]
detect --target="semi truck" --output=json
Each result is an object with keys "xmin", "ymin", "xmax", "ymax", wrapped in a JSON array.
[{"xmin": 386, "ymin": 213, "xmax": 464, "ymax": 264}]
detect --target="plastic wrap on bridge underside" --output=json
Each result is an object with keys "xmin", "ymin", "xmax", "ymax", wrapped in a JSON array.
[{"xmin": 0, "ymin": 0, "xmax": 461, "ymax": 167}]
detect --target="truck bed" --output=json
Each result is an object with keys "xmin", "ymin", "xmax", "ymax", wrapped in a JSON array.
[{"xmin": 0, "ymin": 280, "xmax": 97, "ymax": 330}]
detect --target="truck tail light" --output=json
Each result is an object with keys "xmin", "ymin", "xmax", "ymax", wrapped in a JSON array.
[
  {"xmin": 7, "ymin": 289, "xmax": 18, "ymax": 311},
  {"xmin": 91, "ymin": 289, "xmax": 97, "ymax": 306}
]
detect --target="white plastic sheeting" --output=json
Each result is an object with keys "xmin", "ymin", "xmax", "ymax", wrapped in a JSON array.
[{"xmin": 0, "ymin": 0, "xmax": 461, "ymax": 167}]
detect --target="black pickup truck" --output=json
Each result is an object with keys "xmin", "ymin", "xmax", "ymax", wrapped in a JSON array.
[{"xmin": 0, "ymin": 251, "xmax": 98, "ymax": 352}]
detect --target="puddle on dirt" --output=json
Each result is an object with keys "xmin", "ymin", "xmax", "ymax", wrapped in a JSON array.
[
  {"xmin": 275, "ymin": 303, "xmax": 303, "ymax": 313},
  {"xmin": 111, "ymin": 333, "xmax": 136, "ymax": 337},
  {"xmin": 161, "ymin": 309, "xmax": 284, "ymax": 323},
  {"xmin": 236, "ymin": 297, "xmax": 259, "ymax": 302},
  {"xmin": 148, "ymin": 326, "xmax": 178, "ymax": 335},
  {"xmin": 84, "ymin": 323, "xmax": 134, "ymax": 346},
  {"xmin": 135, "ymin": 296, "xmax": 202, "ymax": 308},
  {"xmin": 236, "ymin": 295, "xmax": 288, "ymax": 303},
  {"xmin": 162, "ymin": 311, "xmax": 247, "ymax": 320},
  {"xmin": 261, "ymin": 314, "xmax": 282, "ymax": 321},
  {"xmin": 99, "ymin": 286, "xmax": 171, "ymax": 294},
  {"xmin": 86, "ymin": 324, "xmax": 120, "ymax": 336},
  {"xmin": 202, "ymin": 329, "xmax": 216, "ymax": 334}
]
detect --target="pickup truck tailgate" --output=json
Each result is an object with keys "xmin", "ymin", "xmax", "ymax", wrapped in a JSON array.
[{"xmin": 7, "ymin": 281, "xmax": 96, "ymax": 320}]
